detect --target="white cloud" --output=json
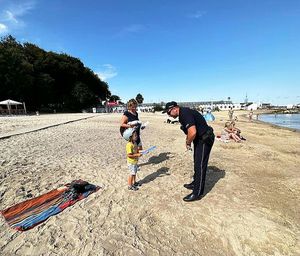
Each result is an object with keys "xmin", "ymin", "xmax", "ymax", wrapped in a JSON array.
[
  {"xmin": 115, "ymin": 24, "xmax": 145, "ymax": 37},
  {"xmin": 0, "ymin": 23, "xmax": 8, "ymax": 34},
  {"xmin": 96, "ymin": 64, "xmax": 118, "ymax": 81},
  {"xmin": 5, "ymin": 10, "xmax": 18, "ymax": 23},
  {"xmin": 188, "ymin": 11, "xmax": 206, "ymax": 19},
  {"xmin": 7, "ymin": 1, "xmax": 35, "ymax": 17},
  {"xmin": 0, "ymin": 1, "xmax": 36, "ymax": 33}
]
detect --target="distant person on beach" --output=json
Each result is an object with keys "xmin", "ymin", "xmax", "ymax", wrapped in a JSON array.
[
  {"xmin": 123, "ymin": 128, "xmax": 142, "ymax": 191},
  {"xmin": 249, "ymin": 109, "xmax": 253, "ymax": 121},
  {"xmin": 120, "ymin": 99, "xmax": 143, "ymax": 150},
  {"xmin": 228, "ymin": 107, "xmax": 234, "ymax": 121},
  {"xmin": 166, "ymin": 118, "xmax": 179, "ymax": 124},
  {"xmin": 162, "ymin": 101, "xmax": 215, "ymax": 202}
]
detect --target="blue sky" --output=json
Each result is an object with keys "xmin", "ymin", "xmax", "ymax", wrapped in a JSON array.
[{"xmin": 1, "ymin": 0, "xmax": 300, "ymax": 105}]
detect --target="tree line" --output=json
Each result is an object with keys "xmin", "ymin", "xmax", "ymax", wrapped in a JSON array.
[{"xmin": 0, "ymin": 35, "xmax": 111, "ymax": 112}]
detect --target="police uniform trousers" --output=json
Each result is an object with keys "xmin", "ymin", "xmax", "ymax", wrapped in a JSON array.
[{"xmin": 192, "ymin": 138, "xmax": 214, "ymax": 196}]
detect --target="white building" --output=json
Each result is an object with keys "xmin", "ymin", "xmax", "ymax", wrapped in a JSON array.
[
  {"xmin": 245, "ymin": 103, "xmax": 258, "ymax": 110},
  {"xmin": 194, "ymin": 101, "xmax": 242, "ymax": 111}
]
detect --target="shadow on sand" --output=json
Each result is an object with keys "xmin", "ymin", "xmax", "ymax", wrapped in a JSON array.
[
  {"xmin": 137, "ymin": 154, "xmax": 225, "ymax": 195},
  {"xmin": 139, "ymin": 152, "xmax": 172, "ymax": 167},
  {"xmin": 138, "ymin": 167, "xmax": 170, "ymax": 185},
  {"xmin": 203, "ymin": 165, "xmax": 226, "ymax": 196}
]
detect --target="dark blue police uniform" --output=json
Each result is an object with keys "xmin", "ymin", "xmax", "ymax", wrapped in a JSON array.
[{"xmin": 179, "ymin": 107, "xmax": 214, "ymax": 197}]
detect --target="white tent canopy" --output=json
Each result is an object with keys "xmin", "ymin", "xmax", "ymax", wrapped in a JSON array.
[
  {"xmin": 0, "ymin": 99, "xmax": 26, "ymax": 115},
  {"xmin": 0, "ymin": 99, "xmax": 23, "ymax": 105}
]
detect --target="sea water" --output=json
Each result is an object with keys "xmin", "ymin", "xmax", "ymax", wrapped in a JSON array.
[{"xmin": 258, "ymin": 113, "xmax": 300, "ymax": 130}]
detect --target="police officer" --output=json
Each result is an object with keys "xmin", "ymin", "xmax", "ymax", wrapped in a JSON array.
[{"xmin": 163, "ymin": 101, "xmax": 215, "ymax": 202}]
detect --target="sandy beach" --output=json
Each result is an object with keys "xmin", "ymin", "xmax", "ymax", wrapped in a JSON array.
[{"xmin": 0, "ymin": 111, "xmax": 299, "ymax": 255}]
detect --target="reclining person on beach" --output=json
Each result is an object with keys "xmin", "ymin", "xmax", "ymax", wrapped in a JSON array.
[
  {"xmin": 223, "ymin": 122, "xmax": 242, "ymax": 142},
  {"xmin": 230, "ymin": 121, "xmax": 246, "ymax": 140},
  {"xmin": 123, "ymin": 128, "xmax": 142, "ymax": 191}
]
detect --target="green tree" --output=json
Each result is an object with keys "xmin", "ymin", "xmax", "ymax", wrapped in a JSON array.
[
  {"xmin": 0, "ymin": 35, "xmax": 34, "ymax": 104},
  {"xmin": 71, "ymin": 82, "xmax": 95, "ymax": 108},
  {"xmin": 136, "ymin": 93, "xmax": 144, "ymax": 104},
  {"xmin": 109, "ymin": 95, "xmax": 120, "ymax": 102},
  {"xmin": 0, "ymin": 35, "xmax": 111, "ymax": 112},
  {"xmin": 153, "ymin": 103, "xmax": 163, "ymax": 111}
]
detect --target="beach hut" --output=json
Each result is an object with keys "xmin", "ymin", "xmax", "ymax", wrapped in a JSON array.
[{"xmin": 0, "ymin": 99, "xmax": 27, "ymax": 115}]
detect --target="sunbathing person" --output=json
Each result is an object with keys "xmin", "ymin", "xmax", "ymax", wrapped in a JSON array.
[
  {"xmin": 230, "ymin": 121, "xmax": 246, "ymax": 140},
  {"xmin": 223, "ymin": 122, "xmax": 242, "ymax": 142}
]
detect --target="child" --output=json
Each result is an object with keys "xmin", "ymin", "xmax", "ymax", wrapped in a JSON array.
[{"xmin": 123, "ymin": 128, "xmax": 142, "ymax": 191}]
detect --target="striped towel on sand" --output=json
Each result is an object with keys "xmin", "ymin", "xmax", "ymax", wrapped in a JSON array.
[{"xmin": 1, "ymin": 180, "xmax": 100, "ymax": 231}]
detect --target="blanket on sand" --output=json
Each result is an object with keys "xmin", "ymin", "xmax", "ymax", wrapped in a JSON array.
[{"xmin": 1, "ymin": 180, "xmax": 100, "ymax": 231}]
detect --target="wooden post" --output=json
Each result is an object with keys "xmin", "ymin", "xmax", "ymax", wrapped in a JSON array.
[
  {"xmin": 23, "ymin": 102, "xmax": 27, "ymax": 114},
  {"xmin": 7, "ymin": 102, "xmax": 11, "ymax": 115}
]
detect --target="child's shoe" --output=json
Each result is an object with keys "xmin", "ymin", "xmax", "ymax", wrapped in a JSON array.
[
  {"xmin": 128, "ymin": 185, "xmax": 139, "ymax": 191},
  {"xmin": 133, "ymin": 182, "xmax": 141, "ymax": 187}
]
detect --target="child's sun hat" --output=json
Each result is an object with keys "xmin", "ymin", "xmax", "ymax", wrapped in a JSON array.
[{"xmin": 123, "ymin": 128, "xmax": 136, "ymax": 141}]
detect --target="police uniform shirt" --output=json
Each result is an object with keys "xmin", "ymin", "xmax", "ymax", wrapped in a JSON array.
[{"xmin": 179, "ymin": 107, "xmax": 209, "ymax": 140}]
